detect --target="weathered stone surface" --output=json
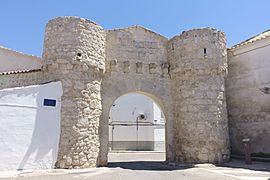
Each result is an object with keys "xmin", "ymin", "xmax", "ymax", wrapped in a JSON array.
[
  {"xmin": 227, "ymin": 41, "xmax": 270, "ymax": 157},
  {"xmin": 0, "ymin": 16, "xmax": 232, "ymax": 169},
  {"xmin": 168, "ymin": 28, "xmax": 230, "ymax": 163},
  {"xmin": 0, "ymin": 71, "xmax": 46, "ymax": 89},
  {"xmin": 99, "ymin": 26, "xmax": 175, "ymax": 166},
  {"xmin": 42, "ymin": 17, "xmax": 105, "ymax": 168}
]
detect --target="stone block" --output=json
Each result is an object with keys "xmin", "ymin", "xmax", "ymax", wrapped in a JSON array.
[
  {"xmin": 136, "ymin": 62, "xmax": 143, "ymax": 74},
  {"xmin": 123, "ymin": 61, "xmax": 130, "ymax": 73}
]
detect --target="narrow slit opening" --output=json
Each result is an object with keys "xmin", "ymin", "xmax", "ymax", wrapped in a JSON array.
[{"xmin": 204, "ymin": 48, "xmax": 207, "ymax": 55}]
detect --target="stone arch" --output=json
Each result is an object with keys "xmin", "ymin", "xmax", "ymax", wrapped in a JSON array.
[
  {"xmin": 108, "ymin": 91, "xmax": 166, "ymax": 152},
  {"xmin": 107, "ymin": 91, "xmax": 166, "ymax": 118},
  {"xmin": 98, "ymin": 75, "xmax": 175, "ymax": 166},
  {"xmin": 41, "ymin": 16, "xmax": 230, "ymax": 168}
]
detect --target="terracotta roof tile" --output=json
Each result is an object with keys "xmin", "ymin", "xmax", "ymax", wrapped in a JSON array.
[
  {"xmin": 0, "ymin": 69, "xmax": 41, "ymax": 76},
  {"xmin": 231, "ymin": 29, "xmax": 270, "ymax": 49}
]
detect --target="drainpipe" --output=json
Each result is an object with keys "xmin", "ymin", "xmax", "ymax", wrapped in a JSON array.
[
  {"xmin": 136, "ymin": 116, "xmax": 139, "ymax": 151},
  {"xmin": 112, "ymin": 125, "xmax": 114, "ymax": 151},
  {"xmin": 242, "ymin": 138, "xmax": 251, "ymax": 164}
]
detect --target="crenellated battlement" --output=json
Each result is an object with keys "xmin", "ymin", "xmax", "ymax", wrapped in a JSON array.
[{"xmin": 106, "ymin": 60, "xmax": 170, "ymax": 77}]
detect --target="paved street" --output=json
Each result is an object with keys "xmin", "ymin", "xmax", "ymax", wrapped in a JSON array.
[{"xmin": 1, "ymin": 152, "xmax": 270, "ymax": 180}]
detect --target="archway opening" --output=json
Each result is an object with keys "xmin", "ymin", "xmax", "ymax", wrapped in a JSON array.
[{"xmin": 108, "ymin": 92, "xmax": 166, "ymax": 163}]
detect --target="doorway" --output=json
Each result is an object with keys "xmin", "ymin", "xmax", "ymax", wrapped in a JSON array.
[{"xmin": 108, "ymin": 92, "xmax": 166, "ymax": 163}]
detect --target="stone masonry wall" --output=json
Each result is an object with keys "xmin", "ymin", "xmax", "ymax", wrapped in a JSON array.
[
  {"xmin": 106, "ymin": 26, "xmax": 170, "ymax": 77},
  {"xmin": 1, "ymin": 16, "xmax": 233, "ymax": 168},
  {"xmin": 0, "ymin": 69, "xmax": 59, "ymax": 91},
  {"xmin": 0, "ymin": 70, "xmax": 44, "ymax": 89},
  {"xmin": 42, "ymin": 17, "xmax": 106, "ymax": 168},
  {"xmin": 99, "ymin": 26, "xmax": 175, "ymax": 165},
  {"xmin": 168, "ymin": 29, "xmax": 230, "ymax": 163}
]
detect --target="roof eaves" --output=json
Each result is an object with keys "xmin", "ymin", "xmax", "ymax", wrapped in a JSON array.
[
  {"xmin": 0, "ymin": 69, "xmax": 41, "ymax": 76},
  {"xmin": 231, "ymin": 29, "xmax": 270, "ymax": 50}
]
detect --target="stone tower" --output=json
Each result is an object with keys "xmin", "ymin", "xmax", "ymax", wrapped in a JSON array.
[
  {"xmin": 168, "ymin": 29, "xmax": 230, "ymax": 163},
  {"xmin": 42, "ymin": 17, "xmax": 106, "ymax": 168},
  {"xmin": 41, "ymin": 16, "xmax": 231, "ymax": 168}
]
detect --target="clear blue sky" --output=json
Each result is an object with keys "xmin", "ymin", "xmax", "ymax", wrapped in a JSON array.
[{"xmin": 0, "ymin": 0, "xmax": 269, "ymax": 56}]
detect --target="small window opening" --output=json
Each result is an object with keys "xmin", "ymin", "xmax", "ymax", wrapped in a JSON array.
[
  {"xmin": 204, "ymin": 48, "xmax": 207, "ymax": 55},
  {"xmin": 194, "ymin": 35, "xmax": 198, "ymax": 43}
]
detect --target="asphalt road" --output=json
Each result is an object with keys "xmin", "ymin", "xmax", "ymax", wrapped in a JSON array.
[{"xmin": 1, "ymin": 152, "xmax": 270, "ymax": 180}]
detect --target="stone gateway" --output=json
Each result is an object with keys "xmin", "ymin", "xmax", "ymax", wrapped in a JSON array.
[
  {"xmin": 1, "ymin": 16, "xmax": 269, "ymax": 170},
  {"xmin": 42, "ymin": 17, "xmax": 229, "ymax": 168}
]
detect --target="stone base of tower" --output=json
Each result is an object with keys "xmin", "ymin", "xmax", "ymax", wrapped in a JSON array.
[
  {"xmin": 168, "ymin": 28, "xmax": 230, "ymax": 164},
  {"xmin": 42, "ymin": 17, "xmax": 106, "ymax": 169}
]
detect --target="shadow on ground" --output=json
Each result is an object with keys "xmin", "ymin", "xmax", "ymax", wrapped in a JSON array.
[
  {"xmin": 107, "ymin": 161, "xmax": 191, "ymax": 171},
  {"xmin": 217, "ymin": 159, "xmax": 270, "ymax": 172}
]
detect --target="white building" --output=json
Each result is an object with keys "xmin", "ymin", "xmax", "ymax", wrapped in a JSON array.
[
  {"xmin": 0, "ymin": 46, "xmax": 41, "ymax": 73},
  {"xmin": 109, "ymin": 93, "xmax": 165, "ymax": 151},
  {"xmin": 0, "ymin": 47, "xmax": 63, "ymax": 170},
  {"xmin": 227, "ymin": 29, "xmax": 270, "ymax": 156},
  {"xmin": 0, "ymin": 81, "xmax": 62, "ymax": 170}
]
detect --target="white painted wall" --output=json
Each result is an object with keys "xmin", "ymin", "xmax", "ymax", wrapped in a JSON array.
[
  {"xmin": 109, "ymin": 93, "xmax": 154, "ymax": 142},
  {"xmin": 109, "ymin": 93, "xmax": 165, "ymax": 150},
  {"xmin": 110, "ymin": 93, "xmax": 155, "ymax": 125},
  {"xmin": 0, "ymin": 81, "xmax": 62, "ymax": 170},
  {"xmin": 227, "ymin": 37, "xmax": 270, "ymax": 155},
  {"xmin": 153, "ymin": 103, "xmax": 165, "ymax": 142},
  {"xmin": 0, "ymin": 46, "xmax": 41, "ymax": 73}
]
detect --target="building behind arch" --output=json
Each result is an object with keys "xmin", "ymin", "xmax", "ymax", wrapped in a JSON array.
[{"xmin": 109, "ymin": 93, "xmax": 165, "ymax": 151}]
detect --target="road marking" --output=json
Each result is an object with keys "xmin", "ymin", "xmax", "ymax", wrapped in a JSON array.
[
  {"xmin": 197, "ymin": 167, "xmax": 270, "ymax": 180},
  {"xmin": 197, "ymin": 167, "xmax": 244, "ymax": 179}
]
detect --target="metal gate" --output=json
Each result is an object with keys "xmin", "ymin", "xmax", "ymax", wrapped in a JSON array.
[{"xmin": 109, "ymin": 118, "xmax": 165, "ymax": 151}]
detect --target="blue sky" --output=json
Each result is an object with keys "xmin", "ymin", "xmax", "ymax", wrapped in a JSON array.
[{"xmin": 0, "ymin": 0, "xmax": 269, "ymax": 56}]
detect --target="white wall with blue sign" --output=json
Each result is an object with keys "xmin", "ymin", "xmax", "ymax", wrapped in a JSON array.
[{"xmin": 0, "ymin": 81, "xmax": 62, "ymax": 170}]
